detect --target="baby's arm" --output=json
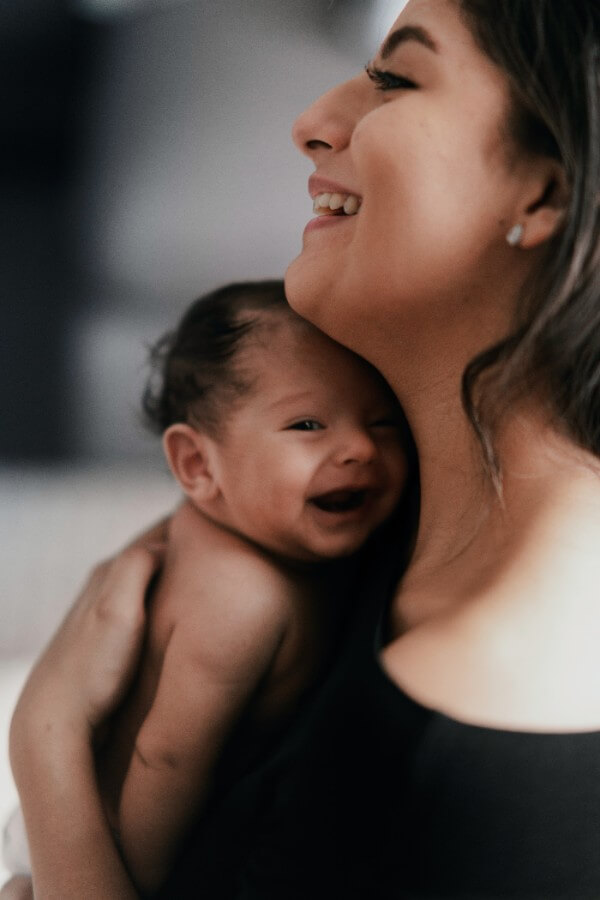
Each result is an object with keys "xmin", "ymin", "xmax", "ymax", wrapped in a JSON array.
[{"xmin": 116, "ymin": 571, "xmax": 289, "ymax": 895}]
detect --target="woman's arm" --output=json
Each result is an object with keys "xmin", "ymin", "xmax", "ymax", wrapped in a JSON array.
[{"xmin": 9, "ymin": 529, "xmax": 165, "ymax": 900}]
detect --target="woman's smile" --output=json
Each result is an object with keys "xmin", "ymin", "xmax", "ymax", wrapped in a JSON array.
[
  {"xmin": 304, "ymin": 175, "xmax": 362, "ymax": 235},
  {"xmin": 286, "ymin": 0, "xmax": 526, "ymax": 368},
  {"xmin": 303, "ymin": 212, "xmax": 357, "ymax": 237}
]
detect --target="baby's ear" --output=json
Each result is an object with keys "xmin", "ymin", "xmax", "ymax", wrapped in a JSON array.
[{"xmin": 162, "ymin": 423, "xmax": 220, "ymax": 503}]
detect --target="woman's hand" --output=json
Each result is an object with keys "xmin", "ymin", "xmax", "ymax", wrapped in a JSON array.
[
  {"xmin": 11, "ymin": 520, "xmax": 166, "ymax": 766},
  {"xmin": 7, "ymin": 520, "xmax": 167, "ymax": 900}
]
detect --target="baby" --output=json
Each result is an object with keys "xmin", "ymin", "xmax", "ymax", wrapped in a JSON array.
[{"xmin": 4, "ymin": 280, "xmax": 409, "ymax": 895}]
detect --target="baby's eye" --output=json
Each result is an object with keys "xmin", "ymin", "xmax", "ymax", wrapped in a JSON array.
[
  {"xmin": 288, "ymin": 419, "xmax": 325, "ymax": 431},
  {"xmin": 370, "ymin": 416, "xmax": 402, "ymax": 430}
]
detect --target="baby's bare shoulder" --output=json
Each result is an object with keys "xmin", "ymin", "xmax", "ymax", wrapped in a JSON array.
[{"xmin": 171, "ymin": 550, "xmax": 295, "ymax": 675}]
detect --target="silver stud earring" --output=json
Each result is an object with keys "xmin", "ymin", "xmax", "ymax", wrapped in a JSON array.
[{"xmin": 506, "ymin": 224, "xmax": 524, "ymax": 247}]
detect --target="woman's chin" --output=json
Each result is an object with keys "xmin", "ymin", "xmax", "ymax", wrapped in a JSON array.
[
  {"xmin": 285, "ymin": 255, "xmax": 367, "ymax": 352},
  {"xmin": 284, "ymin": 253, "xmax": 326, "ymax": 325}
]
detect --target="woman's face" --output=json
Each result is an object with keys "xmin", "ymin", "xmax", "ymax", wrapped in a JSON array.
[{"xmin": 286, "ymin": 0, "xmax": 532, "ymax": 366}]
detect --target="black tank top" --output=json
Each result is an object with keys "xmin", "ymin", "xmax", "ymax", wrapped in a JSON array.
[{"xmin": 159, "ymin": 538, "xmax": 600, "ymax": 899}]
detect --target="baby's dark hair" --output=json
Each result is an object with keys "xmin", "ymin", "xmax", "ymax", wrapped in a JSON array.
[{"xmin": 143, "ymin": 280, "xmax": 291, "ymax": 435}]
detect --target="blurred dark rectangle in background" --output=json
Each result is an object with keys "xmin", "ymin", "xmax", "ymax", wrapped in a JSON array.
[
  {"xmin": 0, "ymin": 0, "xmax": 97, "ymax": 460},
  {"xmin": 0, "ymin": 0, "xmax": 395, "ymax": 466}
]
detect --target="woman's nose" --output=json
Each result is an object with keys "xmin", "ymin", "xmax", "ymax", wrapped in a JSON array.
[
  {"xmin": 291, "ymin": 74, "xmax": 368, "ymax": 159},
  {"xmin": 334, "ymin": 428, "xmax": 377, "ymax": 467}
]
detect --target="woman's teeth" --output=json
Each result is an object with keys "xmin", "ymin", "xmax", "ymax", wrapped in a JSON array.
[{"xmin": 313, "ymin": 192, "xmax": 361, "ymax": 216}]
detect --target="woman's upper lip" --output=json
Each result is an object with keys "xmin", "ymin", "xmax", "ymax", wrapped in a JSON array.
[{"xmin": 308, "ymin": 174, "xmax": 362, "ymax": 200}]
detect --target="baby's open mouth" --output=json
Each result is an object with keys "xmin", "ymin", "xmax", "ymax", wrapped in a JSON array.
[
  {"xmin": 310, "ymin": 489, "xmax": 367, "ymax": 512},
  {"xmin": 313, "ymin": 192, "xmax": 361, "ymax": 217}
]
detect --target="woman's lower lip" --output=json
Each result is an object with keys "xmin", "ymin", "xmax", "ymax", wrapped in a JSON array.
[{"xmin": 303, "ymin": 214, "xmax": 354, "ymax": 236}]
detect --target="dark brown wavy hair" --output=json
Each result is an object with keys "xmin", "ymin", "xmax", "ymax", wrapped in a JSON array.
[{"xmin": 457, "ymin": 0, "xmax": 600, "ymax": 483}]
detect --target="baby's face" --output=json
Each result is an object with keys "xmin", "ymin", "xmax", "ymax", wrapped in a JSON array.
[{"xmin": 209, "ymin": 320, "xmax": 408, "ymax": 563}]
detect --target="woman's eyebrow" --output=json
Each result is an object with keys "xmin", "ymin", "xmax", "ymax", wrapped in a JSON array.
[{"xmin": 380, "ymin": 25, "xmax": 439, "ymax": 60}]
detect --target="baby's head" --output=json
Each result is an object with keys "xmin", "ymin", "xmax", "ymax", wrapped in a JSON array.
[{"xmin": 144, "ymin": 280, "xmax": 410, "ymax": 563}]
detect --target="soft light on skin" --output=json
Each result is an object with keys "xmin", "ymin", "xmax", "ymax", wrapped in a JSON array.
[
  {"xmin": 285, "ymin": 0, "xmax": 600, "ymax": 737},
  {"xmin": 285, "ymin": 0, "xmax": 575, "ymax": 647},
  {"xmin": 163, "ymin": 315, "xmax": 409, "ymax": 564},
  {"xmin": 285, "ymin": 0, "xmax": 564, "ymax": 400}
]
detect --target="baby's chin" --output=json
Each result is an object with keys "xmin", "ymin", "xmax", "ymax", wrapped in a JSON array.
[{"xmin": 304, "ymin": 535, "xmax": 374, "ymax": 562}]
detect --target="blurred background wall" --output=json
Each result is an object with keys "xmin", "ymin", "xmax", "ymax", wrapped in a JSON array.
[
  {"xmin": 1, "ymin": 0, "xmax": 401, "ymax": 468},
  {"xmin": 0, "ymin": 5, "xmax": 408, "ymax": 815}
]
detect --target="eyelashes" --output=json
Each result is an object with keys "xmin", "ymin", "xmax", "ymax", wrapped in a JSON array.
[
  {"xmin": 364, "ymin": 63, "xmax": 418, "ymax": 92},
  {"xmin": 287, "ymin": 420, "xmax": 324, "ymax": 431}
]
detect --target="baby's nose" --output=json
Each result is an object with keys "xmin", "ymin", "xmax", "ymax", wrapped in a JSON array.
[{"xmin": 334, "ymin": 428, "xmax": 377, "ymax": 466}]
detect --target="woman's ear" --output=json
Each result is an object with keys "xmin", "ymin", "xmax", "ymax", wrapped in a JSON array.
[
  {"xmin": 518, "ymin": 159, "xmax": 569, "ymax": 250},
  {"xmin": 162, "ymin": 423, "xmax": 221, "ymax": 504}
]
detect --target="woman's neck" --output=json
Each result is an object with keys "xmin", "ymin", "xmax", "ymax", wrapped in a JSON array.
[
  {"xmin": 393, "ymin": 365, "xmax": 490, "ymax": 571},
  {"xmin": 386, "ymin": 365, "xmax": 600, "ymax": 627}
]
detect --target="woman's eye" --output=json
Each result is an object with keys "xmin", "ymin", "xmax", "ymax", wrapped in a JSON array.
[
  {"xmin": 288, "ymin": 420, "xmax": 324, "ymax": 431},
  {"xmin": 365, "ymin": 63, "xmax": 418, "ymax": 92}
]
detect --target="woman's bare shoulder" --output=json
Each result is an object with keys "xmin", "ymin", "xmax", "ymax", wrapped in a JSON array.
[{"xmin": 381, "ymin": 578, "xmax": 600, "ymax": 734}]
